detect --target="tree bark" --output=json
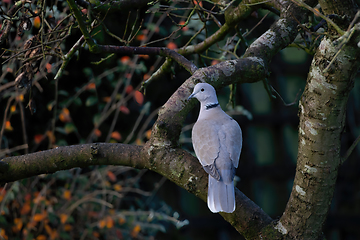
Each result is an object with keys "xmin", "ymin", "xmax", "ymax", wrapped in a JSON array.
[{"xmin": 275, "ymin": 1, "xmax": 360, "ymax": 239}]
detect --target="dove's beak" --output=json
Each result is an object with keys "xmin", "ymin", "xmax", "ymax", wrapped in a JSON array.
[{"xmin": 187, "ymin": 93, "xmax": 195, "ymax": 101}]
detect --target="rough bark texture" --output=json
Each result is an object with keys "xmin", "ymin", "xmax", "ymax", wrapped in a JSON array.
[
  {"xmin": 275, "ymin": 1, "xmax": 360, "ymax": 238},
  {"xmin": 279, "ymin": 37, "xmax": 360, "ymax": 239}
]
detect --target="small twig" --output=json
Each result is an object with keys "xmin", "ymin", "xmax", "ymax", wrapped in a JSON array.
[
  {"xmin": 123, "ymin": 102, "xmax": 150, "ymax": 144},
  {"xmin": 270, "ymin": 85, "xmax": 301, "ymax": 106},
  {"xmin": 90, "ymin": 53, "xmax": 115, "ymax": 65},
  {"xmin": 0, "ymin": 96, "xmax": 15, "ymax": 149},
  {"xmin": 97, "ymin": 45, "xmax": 198, "ymax": 74},
  {"xmin": 244, "ymin": 12, "xmax": 269, "ymax": 38},
  {"xmin": 66, "ymin": 0, "xmax": 98, "ymax": 52},
  {"xmin": 323, "ymin": 11, "xmax": 360, "ymax": 73},
  {"xmin": 290, "ymin": 0, "xmax": 345, "ymax": 35},
  {"xmin": 54, "ymin": 35, "xmax": 85, "ymax": 80},
  {"xmin": 0, "ymin": 144, "xmax": 28, "ymax": 158},
  {"xmin": 102, "ymin": 23, "xmax": 127, "ymax": 44},
  {"xmin": 341, "ymin": 133, "xmax": 360, "ymax": 164},
  {"xmin": 18, "ymin": 97, "xmax": 28, "ymax": 154}
]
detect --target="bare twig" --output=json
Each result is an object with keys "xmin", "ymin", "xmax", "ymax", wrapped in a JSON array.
[
  {"xmin": 290, "ymin": 0, "xmax": 345, "ymax": 35},
  {"xmin": 341, "ymin": 133, "xmax": 360, "ymax": 164}
]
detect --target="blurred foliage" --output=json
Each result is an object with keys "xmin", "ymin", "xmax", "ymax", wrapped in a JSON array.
[
  {"xmin": 0, "ymin": 0, "xmax": 360, "ymax": 239},
  {"xmin": 0, "ymin": 167, "xmax": 189, "ymax": 239}
]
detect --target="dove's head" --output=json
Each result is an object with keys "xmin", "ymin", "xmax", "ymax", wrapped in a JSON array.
[{"xmin": 188, "ymin": 83, "xmax": 218, "ymax": 105}]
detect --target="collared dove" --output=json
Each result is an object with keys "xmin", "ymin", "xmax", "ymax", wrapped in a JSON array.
[{"xmin": 188, "ymin": 83, "xmax": 242, "ymax": 213}]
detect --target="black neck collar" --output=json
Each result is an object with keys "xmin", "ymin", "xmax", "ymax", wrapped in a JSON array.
[{"xmin": 205, "ymin": 102, "xmax": 219, "ymax": 110}]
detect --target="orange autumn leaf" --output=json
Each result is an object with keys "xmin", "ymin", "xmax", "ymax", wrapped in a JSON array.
[
  {"xmin": 98, "ymin": 219, "xmax": 106, "ymax": 229},
  {"xmin": 16, "ymin": 94, "xmax": 24, "ymax": 102},
  {"xmin": 120, "ymin": 56, "xmax": 130, "ymax": 64},
  {"xmin": 145, "ymin": 129, "xmax": 152, "ymax": 139},
  {"xmin": 134, "ymin": 91, "xmax": 144, "ymax": 105},
  {"xmin": 46, "ymin": 131, "xmax": 56, "ymax": 144},
  {"xmin": 111, "ymin": 131, "xmax": 121, "ymax": 141},
  {"xmin": 24, "ymin": 193, "xmax": 31, "ymax": 201},
  {"xmin": 86, "ymin": 82, "xmax": 96, "ymax": 90},
  {"xmin": 34, "ymin": 134, "xmax": 43, "ymax": 144},
  {"xmin": 143, "ymin": 73, "xmax": 151, "ymax": 80},
  {"xmin": 120, "ymin": 105, "xmax": 130, "ymax": 114},
  {"xmin": 59, "ymin": 108, "xmax": 71, "ymax": 122},
  {"xmin": 33, "ymin": 16, "xmax": 41, "ymax": 28},
  {"xmin": 125, "ymin": 73, "xmax": 132, "ymax": 79},
  {"xmin": 63, "ymin": 190, "xmax": 71, "ymax": 200},
  {"xmin": 102, "ymin": 96, "xmax": 111, "ymax": 102},
  {"xmin": 60, "ymin": 214, "xmax": 68, "ymax": 224},
  {"xmin": 5, "ymin": 121, "xmax": 13, "ymax": 131},
  {"xmin": 131, "ymin": 224, "xmax": 141, "ymax": 238},
  {"xmin": 0, "ymin": 229, "xmax": 7, "ymax": 240},
  {"xmin": 125, "ymin": 85, "xmax": 134, "ymax": 94},
  {"xmin": 45, "ymin": 63, "xmax": 52, "ymax": 73},
  {"xmin": 167, "ymin": 42, "xmax": 177, "ymax": 50},
  {"xmin": 10, "ymin": 105, "xmax": 16, "ymax": 113},
  {"xmin": 93, "ymin": 231, "xmax": 100, "ymax": 237},
  {"xmin": 114, "ymin": 184, "xmax": 122, "ymax": 191},
  {"xmin": 135, "ymin": 138, "xmax": 143, "ymax": 145},
  {"xmin": 136, "ymin": 34, "xmax": 146, "ymax": 41},
  {"xmin": 47, "ymin": 102, "xmax": 54, "ymax": 111},
  {"xmin": 211, "ymin": 60, "xmax": 220, "ymax": 65},
  {"xmin": 94, "ymin": 128, "xmax": 102, "ymax": 137},
  {"xmin": 106, "ymin": 216, "xmax": 114, "ymax": 229},
  {"xmin": 119, "ymin": 217, "xmax": 126, "ymax": 225},
  {"xmin": 193, "ymin": 0, "xmax": 203, "ymax": 7},
  {"xmin": 36, "ymin": 235, "xmax": 47, "ymax": 240},
  {"xmin": 107, "ymin": 171, "xmax": 117, "ymax": 182},
  {"xmin": 33, "ymin": 212, "xmax": 47, "ymax": 222},
  {"xmin": 20, "ymin": 203, "xmax": 31, "ymax": 215},
  {"xmin": 14, "ymin": 218, "xmax": 23, "ymax": 231},
  {"xmin": 33, "ymin": 195, "xmax": 45, "ymax": 204},
  {"xmin": 179, "ymin": 20, "xmax": 189, "ymax": 31},
  {"xmin": 138, "ymin": 54, "xmax": 149, "ymax": 59},
  {"xmin": 64, "ymin": 224, "xmax": 72, "ymax": 231},
  {"xmin": 45, "ymin": 224, "xmax": 58, "ymax": 239}
]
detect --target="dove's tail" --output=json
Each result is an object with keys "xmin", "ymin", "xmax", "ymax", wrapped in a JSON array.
[{"xmin": 207, "ymin": 174, "xmax": 235, "ymax": 213}]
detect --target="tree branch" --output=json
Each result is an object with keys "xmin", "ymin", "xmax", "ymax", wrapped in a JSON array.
[
  {"xmin": 277, "ymin": 1, "xmax": 360, "ymax": 238},
  {"xmin": 97, "ymin": 45, "xmax": 198, "ymax": 74},
  {"xmin": 66, "ymin": 0, "xmax": 99, "ymax": 52},
  {"xmin": 0, "ymin": 140, "xmax": 272, "ymax": 238},
  {"xmin": 0, "ymin": 143, "xmax": 143, "ymax": 183}
]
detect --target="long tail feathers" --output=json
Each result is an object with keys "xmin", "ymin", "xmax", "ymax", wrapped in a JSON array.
[{"xmin": 207, "ymin": 175, "xmax": 235, "ymax": 213}]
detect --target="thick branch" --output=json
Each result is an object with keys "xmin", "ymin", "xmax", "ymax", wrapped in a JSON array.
[
  {"xmin": 277, "ymin": 2, "xmax": 360, "ymax": 238},
  {"xmin": 0, "ymin": 141, "xmax": 272, "ymax": 238},
  {"xmin": 0, "ymin": 143, "xmax": 143, "ymax": 183}
]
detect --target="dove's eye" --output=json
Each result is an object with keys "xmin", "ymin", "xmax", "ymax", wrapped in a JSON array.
[{"xmin": 201, "ymin": 88, "xmax": 204, "ymax": 92}]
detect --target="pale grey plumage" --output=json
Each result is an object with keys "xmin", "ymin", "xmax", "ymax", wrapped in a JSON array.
[{"xmin": 188, "ymin": 83, "xmax": 242, "ymax": 213}]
